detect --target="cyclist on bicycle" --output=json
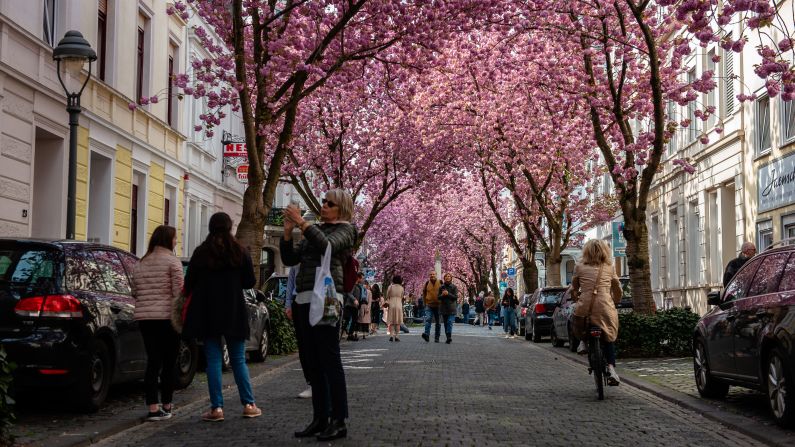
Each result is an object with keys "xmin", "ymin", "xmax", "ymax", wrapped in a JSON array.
[{"xmin": 571, "ymin": 239, "xmax": 623, "ymax": 386}]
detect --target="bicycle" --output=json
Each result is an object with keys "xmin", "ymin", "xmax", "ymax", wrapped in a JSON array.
[{"xmin": 586, "ymin": 325, "xmax": 608, "ymax": 400}]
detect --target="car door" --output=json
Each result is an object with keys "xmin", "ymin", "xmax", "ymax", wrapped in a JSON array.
[
  {"xmin": 707, "ymin": 257, "xmax": 762, "ymax": 375},
  {"xmin": 244, "ymin": 289, "xmax": 265, "ymax": 350},
  {"xmin": 92, "ymin": 250, "xmax": 145, "ymax": 375},
  {"xmin": 732, "ymin": 253, "xmax": 789, "ymax": 381}
]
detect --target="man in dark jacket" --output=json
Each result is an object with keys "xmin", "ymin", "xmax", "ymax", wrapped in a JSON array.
[
  {"xmin": 439, "ymin": 273, "xmax": 458, "ymax": 344},
  {"xmin": 723, "ymin": 242, "xmax": 756, "ymax": 287}
]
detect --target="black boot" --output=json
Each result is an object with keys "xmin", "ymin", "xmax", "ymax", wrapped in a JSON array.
[
  {"xmin": 316, "ymin": 419, "xmax": 347, "ymax": 441},
  {"xmin": 295, "ymin": 418, "xmax": 328, "ymax": 438}
]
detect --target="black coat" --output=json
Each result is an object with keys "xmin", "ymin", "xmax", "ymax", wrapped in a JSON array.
[
  {"xmin": 280, "ymin": 222, "xmax": 357, "ymax": 294},
  {"xmin": 438, "ymin": 282, "xmax": 458, "ymax": 315},
  {"xmin": 182, "ymin": 243, "xmax": 256, "ymax": 341},
  {"xmin": 723, "ymin": 255, "xmax": 750, "ymax": 287}
]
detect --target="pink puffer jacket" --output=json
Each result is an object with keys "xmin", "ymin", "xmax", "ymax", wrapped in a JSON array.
[{"xmin": 132, "ymin": 246, "xmax": 183, "ymax": 320}]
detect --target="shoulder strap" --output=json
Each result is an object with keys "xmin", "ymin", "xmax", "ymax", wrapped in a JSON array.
[{"xmin": 587, "ymin": 264, "xmax": 605, "ymax": 315}]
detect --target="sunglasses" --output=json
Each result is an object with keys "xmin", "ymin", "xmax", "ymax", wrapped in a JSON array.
[{"xmin": 322, "ymin": 199, "xmax": 338, "ymax": 208}]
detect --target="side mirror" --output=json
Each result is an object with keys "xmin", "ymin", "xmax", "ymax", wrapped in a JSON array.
[{"xmin": 707, "ymin": 290, "xmax": 722, "ymax": 306}]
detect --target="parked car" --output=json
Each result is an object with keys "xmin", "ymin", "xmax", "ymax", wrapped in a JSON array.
[
  {"xmin": 517, "ymin": 294, "xmax": 533, "ymax": 336},
  {"xmin": 523, "ymin": 286, "xmax": 567, "ymax": 342},
  {"xmin": 261, "ymin": 272, "xmax": 288, "ymax": 306},
  {"xmin": 180, "ymin": 260, "xmax": 270, "ymax": 368},
  {"xmin": 0, "ymin": 239, "xmax": 198, "ymax": 412},
  {"xmin": 693, "ymin": 242, "xmax": 795, "ymax": 427},
  {"xmin": 550, "ymin": 288, "xmax": 579, "ymax": 350}
]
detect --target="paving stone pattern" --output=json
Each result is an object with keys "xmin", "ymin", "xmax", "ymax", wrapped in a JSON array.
[{"xmin": 93, "ymin": 325, "xmax": 764, "ymax": 447}]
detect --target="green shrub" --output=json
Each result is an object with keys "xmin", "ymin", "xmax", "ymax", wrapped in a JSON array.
[
  {"xmin": 0, "ymin": 346, "xmax": 15, "ymax": 447},
  {"xmin": 265, "ymin": 300, "xmax": 298, "ymax": 355},
  {"xmin": 616, "ymin": 307, "xmax": 701, "ymax": 358}
]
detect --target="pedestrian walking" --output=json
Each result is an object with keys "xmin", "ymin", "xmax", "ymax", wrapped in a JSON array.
[
  {"xmin": 474, "ymin": 292, "xmax": 485, "ymax": 326},
  {"xmin": 370, "ymin": 283, "xmax": 382, "ymax": 334},
  {"xmin": 386, "ymin": 276, "xmax": 405, "ymax": 342},
  {"xmin": 571, "ymin": 239, "xmax": 623, "ymax": 386},
  {"xmin": 421, "ymin": 271, "xmax": 442, "ymax": 342},
  {"xmin": 484, "ymin": 292, "xmax": 497, "ymax": 330},
  {"xmin": 439, "ymin": 273, "xmax": 458, "ymax": 344},
  {"xmin": 501, "ymin": 288, "xmax": 519, "ymax": 338},
  {"xmin": 281, "ymin": 188, "xmax": 356, "ymax": 441},
  {"xmin": 183, "ymin": 213, "xmax": 262, "ymax": 422},
  {"xmin": 723, "ymin": 241, "xmax": 757, "ymax": 287},
  {"xmin": 461, "ymin": 298, "xmax": 470, "ymax": 324},
  {"xmin": 357, "ymin": 279, "xmax": 371, "ymax": 339},
  {"xmin": 132, "ymin": 225, "xmax": 183, "ymax": 421}
]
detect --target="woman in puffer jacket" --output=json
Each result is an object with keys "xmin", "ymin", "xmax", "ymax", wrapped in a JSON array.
[{"xmin": 132, "ymin": 225, "xmax": 183, "ymax": 421}]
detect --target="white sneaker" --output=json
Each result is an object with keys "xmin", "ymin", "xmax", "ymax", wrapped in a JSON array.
[
  {"xmin": 510, "ymin": 335, "xmax": 517, "ymax": 339},
  {"xmin": 504, "ymin": 334, "xmax": 511, "ymax": 339},
  {"xmin": 607, "ymin": 365, "xmax": 620, "ymax": 386},
  {"xmin": 297, "ymin": 386, "xmax": 312, "ymax": 399},
  {"xmin": 577, "ymin": 340, "xmax": 587, "ymax": 355}
]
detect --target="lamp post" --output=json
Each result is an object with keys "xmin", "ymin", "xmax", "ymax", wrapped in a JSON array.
[{"xmin": 53, "ymin": 31, "xmax": 96, "ymax": 240}]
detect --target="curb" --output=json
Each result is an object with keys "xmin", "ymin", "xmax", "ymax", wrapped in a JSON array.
[
  {"xmin": 26, "ymin": 353, "xmax": 299, "ymax": 447},
  {"xmin": 542, "ymin": 342, "xmax": 794, "ymax": 447}
]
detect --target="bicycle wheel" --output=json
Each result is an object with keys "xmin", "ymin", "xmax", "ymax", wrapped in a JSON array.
[{"xmin": 589, "ymin": 338, "xmax": 605, "ymax": 400}]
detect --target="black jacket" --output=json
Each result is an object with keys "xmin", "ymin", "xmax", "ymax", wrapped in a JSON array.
[
  {"xmin": 501, "ymin": 294, "xmax": 519, "ymax": 308},
  {"xmin": 438, "ymin": 282, "xmax": 458, "ymax": 315},
  {"xmin": 182, "ymin": 243, "xmax": 256, "ymax": 341},
  {"xmin": 723, "ymin": 255, "xmax": 750, "ymax": 287},
  {"xmin": 280, "ymin": 222, "xmax": 357, "ymax": 294}
]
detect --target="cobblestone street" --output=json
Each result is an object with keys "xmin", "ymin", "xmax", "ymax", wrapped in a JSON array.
[{"xmin": 88, "ymin": 324, "xmax": 767, "ymax": 447}]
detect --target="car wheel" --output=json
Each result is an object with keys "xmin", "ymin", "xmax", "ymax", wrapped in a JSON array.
[
  {"xmin": 174, "ymin": 339, "xmax": 198, "ymax": 390},
  {"xmin": 250, "ymin": 325, "xmax": 269, "ymax": 363},
  {"xmin": 693, "ymin": 340, "xmax": 729, "ymax": 399},
  {"xmin": 551, "ymin": 328, "xmax": 564, "ymax": 347},
  {"xmin": 74, "ymin": 339, "xmax": 112, "ymax": 412},
  {"xmin": 767, "ymin": 347, "xmax": 795, "ymax": 427},
  {"xmin": 568, "ymin": 325, "xmax": 578, "ymax": 353},
  {"xmin": 531, "ymin": 321, "xmax": 541, "ymax": 343}
]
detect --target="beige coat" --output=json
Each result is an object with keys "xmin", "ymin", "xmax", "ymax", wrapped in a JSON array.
[
  {"xmin": 385, "ymin": 284, "xmax": 404, "ymax": 325},
  {"xmin": 132, "ymin": 246, "xmax": 183, "ymax": 320},
  {"xmin": 571, "ymin": 263, "xmax": 622, "ymax": 342}
]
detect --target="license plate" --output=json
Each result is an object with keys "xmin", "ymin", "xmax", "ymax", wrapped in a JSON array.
[{"xmin": 618, "ymin": 308, "xmax": 633, "ymax": 314}]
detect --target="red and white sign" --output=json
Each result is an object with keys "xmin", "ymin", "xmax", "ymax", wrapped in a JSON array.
[
  {"xmin": 236, "ymin": 164, "xmax": 249, "ymax": 183},
  {"xmin": 223, "ymin": 143, "xmax": 247, "ymax": 157}
]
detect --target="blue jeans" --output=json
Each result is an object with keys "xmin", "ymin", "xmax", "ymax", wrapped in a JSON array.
[
  {"xmin": 502, "ymin": 308, "xmax": 517, "ymax": 335},
  {"xmin": 487, "ymin": 311, "xmax": 496, "ymax": 328},
  {"xmin": 204, "ymin": 337, "xmax": 255, "ymax": 409},
  {"xmin": 443, "ymin": 314, "xmax": 455, "ymax": 339},
  {"xmin": 424, "ymin": 307, "xmax": 441, "ymax": 340},
  {"xmin": 604, "ymin": 342, "xmax": 616, "ymax": 365}
]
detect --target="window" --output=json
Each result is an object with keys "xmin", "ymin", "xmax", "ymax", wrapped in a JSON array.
[
  {"xmin": 668, "ymin": 209, "xmax": 680, "ymax": 288},
  {"xmin": 164, "ymin": 198, "xmax": 170, "ymax": 226},
  {"xmin": 723, "ymin": 257, "xmax": 762, "ymax": 302},
  {"xmin": 783, "ymin": 98, "xmax": 795, "ymax": 144},
  {"xmin": 747, "ymin": 253, "xmax": 788, "ymax": 297},
  {"xmin": 667, "ymin": 101, "xmax": 677, "ymax": 155},
  {"xmin": 778, "ymin": 254, "xmax": 795, "ymax": 292},
  {"xmin": 688, "ymin": 68, "xmax": 698, "ymax": 142},
  {"xmin": 167, "ymin": 54, "xmax": 175, "ymax": 125},
  {"xmin": 43, "ymin": 0, "xmax": 57, "ymax": 46},
  {"xmin": 97, "ymin": 0, "xmax": 108, "ymax": 81},
  {"xmin": 706, "ymin": 49, "xmax": 717, "ymax": 129},
  {"xmin": 66, "ymin": 252, "xmax": 105, "ymax": 292},
  {"xmin": 91, "ymin": 251, "xmax": 132, "ymax": 295},
  {"xmin": 136, "ymin": 26, "xmax": 145, "ymax": 103},
  {"xmin": 687, "ymin": 200, "xmax": 701, "ymax": 285},
  {"xmin": 756, "ymin": 94, "xmax": 771, "ymax": 154},
  {"xmin": 118, "ymin": 252, "xmax": 138, "ymax": 279},
  {"xmin": 723, "ymin": 36, "xmax": 735, "ymax": 116},
  {"xmin": 757, "ymin": 220, "xmax": 773, "ymax": 252},
  {"xmin": 131, "ymin": 184, "xmax": 138, "ymax": 254},
  {"xmin": 783, "ymin": 214, "xmax": 795, "ymax": 242}
]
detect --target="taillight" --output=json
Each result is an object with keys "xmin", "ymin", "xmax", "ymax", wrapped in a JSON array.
[
  {"xmin": 14, "ymin": 295, "xmax": 83, "ymax": 318},
  {"xmin": 521, "ymin": 308, "xmax": 527, "ymax": 317},
  {"xmin": 534, "ymin": 303, "xmax": 546, "ymax": 314}
]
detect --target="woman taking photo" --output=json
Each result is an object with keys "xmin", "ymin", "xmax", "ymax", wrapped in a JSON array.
[
  {"xmin": 132, "ymin": 225, "xmax": 183, "ymax": 421},
  {"xmin": 183, "ymin": 213, "xmax": 261, "ymax": 421},
  {"xmin": 385, "ymin": 276, "xmax": 405, "ymax": 342},
  {"xmin": 281, "ymin": 188, "xmax": 357, "ymax": 441},
  {"xmin": 571, "ymin": 239, "xmax": 623, "ymax": 386}
]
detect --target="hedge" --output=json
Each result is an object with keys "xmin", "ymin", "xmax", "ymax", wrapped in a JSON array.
[
  {"xmin": 616, "ymin": 307, "xmax": 701, "ymax": 358},
  {"xmin": 0, "ymin": 346, "xmax": 15, "ymax": 447},
  {"xmin": 265, "ymin": 299, "xmax": 298, "ymax": 355}
]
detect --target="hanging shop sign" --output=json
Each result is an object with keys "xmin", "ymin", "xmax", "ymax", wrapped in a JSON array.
[
  {"xmin": 223, "ymin": 143, "xmax": 247, "ymax": 157},
  {"xmin": 612, "ymin": 221, "xmax": 626, "ymax": 257},
  {"xmin": 236, "ymin": 164, "xmax": 249, "ymax": 184},
  {"xmin": 759, "ymin": 151, "xmax": 795, "ymax": 212}
]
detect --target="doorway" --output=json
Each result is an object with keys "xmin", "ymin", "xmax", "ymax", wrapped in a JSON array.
[
  {"xmin": 87, "ymin": 152, "xmax": 112, "ymax": 243},
  {"xmin": 32, "ymin": 127, "xmax": 65, "ymax": 239}
]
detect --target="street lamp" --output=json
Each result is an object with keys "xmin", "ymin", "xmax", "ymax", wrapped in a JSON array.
[{"xmin": 53, "ymin": 31, "xmax": 96, "ymax": 240}]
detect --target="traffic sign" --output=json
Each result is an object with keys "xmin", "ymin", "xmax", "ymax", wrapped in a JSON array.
[
  {"xmin": 500, "ymin": 271, "xmax": 508, "ymax": 280},
  {"xmin": 507, "ymin": 267, "xmax": 516, "ymax": 277},
  {"xmin": 499, "ymin": 281, "xmax": 507, "ymax": 289},
  {"xmin": 507, "ymin": 278, "xmax": 516, "ymax": 288}
]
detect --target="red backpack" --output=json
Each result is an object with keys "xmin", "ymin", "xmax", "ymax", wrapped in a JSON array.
[{"xmin": 343, "ymin": 255, "xmax": 359, "ymax": 293}]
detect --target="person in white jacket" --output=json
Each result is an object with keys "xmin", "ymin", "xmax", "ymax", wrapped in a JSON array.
[{"xmin": 132, "ymin": 225, "xmax": 183, "ymax": 421}]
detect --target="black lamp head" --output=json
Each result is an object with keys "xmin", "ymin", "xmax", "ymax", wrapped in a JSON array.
[{"xmin": 53, "ymin": 30, "xmax": 97, "ymax": 62}]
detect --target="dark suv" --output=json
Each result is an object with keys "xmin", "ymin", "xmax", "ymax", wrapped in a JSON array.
[
  {"xmin": 693, "ymin": 243, "xmax": 795, "ymax": 427},
  {"xmin": 0, "ymin": 239, "xmax": 198, "ymax": 412}
]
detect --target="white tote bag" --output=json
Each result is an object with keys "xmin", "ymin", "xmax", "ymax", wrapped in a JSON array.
[{"xmin": 309, "ymin": 244, "xmax": 342, "ymax": 326}]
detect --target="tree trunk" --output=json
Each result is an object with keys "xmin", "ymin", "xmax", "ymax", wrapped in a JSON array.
[
  {"xmin": 521, "ymin": 258, "xmax": 538, "ymax": 295},
  {"xmin": 235, "ymin": 175, "xmax": 268, "ymax": 285},
  {"xmin": 624, "ymin": 212, "xmax": 656, "ymax": 314}
]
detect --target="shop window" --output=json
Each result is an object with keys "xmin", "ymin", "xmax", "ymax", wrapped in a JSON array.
[{"xmin": 757, "ymin": 220, "xmax": 773, "ymax": 252}]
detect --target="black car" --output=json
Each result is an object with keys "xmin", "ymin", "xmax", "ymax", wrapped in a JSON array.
[
  {"xmin": 0, "ymin": 239, "xmax": 198, "ymax": 412},
  {"xmin": 523, "ymin": 286, "xmax": 567, "ymax": 342},
  {"xmin": 180, "ymin": 260, "xmax": 270, "ymax": 367},
  {"xmin": 693, "ymin": 242, "xmax": 795, "ymax": 427}
]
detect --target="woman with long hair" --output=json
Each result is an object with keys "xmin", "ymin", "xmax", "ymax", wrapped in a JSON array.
[
  {"xmin": 281, "ymin": 188, "xmax": 357, "ymax": 441},
  {"xmin": 385, "ymin": 275, "xmax": 405, "ymax": 342},
  {"xmin": 571, "ymin": 239, "xmax": 623, "ymax": 385},
  {"xmin": 183, "ymin": 212, "xmax": 261, "ymax": 421},
  {"xmin": 132, "ymin": 225, "xmax": 183, "ymax": 421},
  {"xmin": 370, "ymin": 283, "xmax": 383, "ymax": 334},
  {"xmin": 501, "ymin": 288, "xmax": 519, "ymax": 338}
]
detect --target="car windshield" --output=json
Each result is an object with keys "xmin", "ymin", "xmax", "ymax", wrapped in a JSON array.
[
  {"xmin": 0, "ymin": 245, "xmax": 61, "ymax": 296},
  {"xmin": 539, "ymin": 290, "xmax": 564, "ymax": 304}
]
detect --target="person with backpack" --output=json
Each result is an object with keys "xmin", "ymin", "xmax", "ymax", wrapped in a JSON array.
[
  {"xmin": 354, "ymin": 274, "xmax": 370, "ymax": 339},
  {"xmin": 281, "ymin": 188, "xmax": 357, "ymax": 441},
  {"xmin": 438, "ymin": 273, "xmax": 459, "ymax": 344},
  {"xmin": 474, "ymin": 292, "xmax": 485, "ymax": 326},
  {"xmin": 421, "ymin": 271, "xmax": 442, "ymax": 342}
]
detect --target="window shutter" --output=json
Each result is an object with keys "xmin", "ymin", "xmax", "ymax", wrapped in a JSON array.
[
  {"xmin": 724, "ymin": 48, "xmax": 735, "ymax": 115},
  {"xmin": 98, "ymin": 0, "xmax": 107, "ymax": 15}
]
